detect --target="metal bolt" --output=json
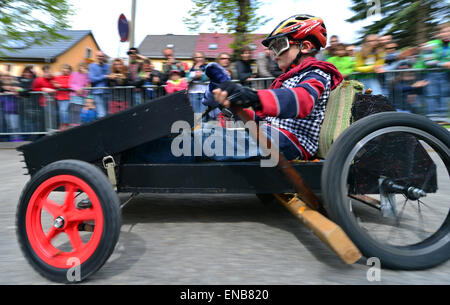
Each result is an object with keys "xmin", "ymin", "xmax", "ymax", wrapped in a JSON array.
[
  {"xmin": 407, "ymin": 187, "xmax": 427, "ymax": 200},
  {"xmin": 54, "ymin": 216, "xmax": 65, "ymax": 229}
]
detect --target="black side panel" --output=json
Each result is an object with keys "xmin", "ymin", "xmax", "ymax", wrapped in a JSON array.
[
  {"xmin": 118, "ymin": 161, "xmax": 323, "ymax": 194},
  {"xmin": 17, "ymin": 91, "xmax": 193, "ymax": 175}
]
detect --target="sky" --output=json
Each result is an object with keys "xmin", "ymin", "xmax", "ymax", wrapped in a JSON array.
[{"xmin": 68, "ymin": 0, "xmax": 379, "ymax": 58}]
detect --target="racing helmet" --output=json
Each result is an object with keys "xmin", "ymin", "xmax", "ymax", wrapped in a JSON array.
[{"xmin": 262, "ymin": 15, "xmax": 327, "ymax": 56}]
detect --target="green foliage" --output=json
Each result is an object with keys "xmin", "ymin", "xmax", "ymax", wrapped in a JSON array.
[
  {"xmin": 183, "ymin": 0, "xmax": 271, "ymax": 57},
  {"xmin": 0, "ymin": 0, "xmax": 73, "ymax": 53},
  {"xmin": 347, "ymin": 0, "xmax": 450, "ymax": 46}
]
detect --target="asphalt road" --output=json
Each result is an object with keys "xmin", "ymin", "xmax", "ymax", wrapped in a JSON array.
[{"xmin": 0, "ymin": 148, "xmax": 449, "ymax": 285}]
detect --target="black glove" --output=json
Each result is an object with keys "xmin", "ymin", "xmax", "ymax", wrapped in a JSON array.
[{"xmin": 218, "ymin": 81, "xmax": 260, "ymax": 109}]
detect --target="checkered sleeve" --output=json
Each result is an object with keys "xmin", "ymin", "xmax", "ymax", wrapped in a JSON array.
[
  {"xmin": 264, "ymin": 68, "xmax": 333, "ymax": 156},
  {"xmin": 257, "ymin": 71, "xmax": 328, "ymax": 119}
]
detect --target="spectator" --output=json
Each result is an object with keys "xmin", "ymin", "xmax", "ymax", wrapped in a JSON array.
[
  {"xmin": 88, "ymin": 51, "xmax": 110, "ymax": 118},
  {"xmin": 346, "ymin": 45, "xmax": 356, "ymax": 59},
  {"xmin": 257, "ymin": 47, "xmax": 274, "ymax": 78},
  {"xmin": 234, "ymin": 45, "xmax": 256, "ymax": 85},
  {"xmin": 187, "ymin": 51, "xmax": 208, "ymax": 114},
  {"xmin": 31, "ymin": 65, "xmax": 58, "ymax": 130},
  {"xmin": 162, "ymin": 48, "xmax": 185, "ymax": 81},
  {"xmin": 257, "ymin": 47, "xmax": 283, "ymax": 79},
  {"xmin": 54, "ymin": 64, "xmax": 72, "ymax": 130},
  {"xmin": 379, "ymin": 35, "xmax": 393, "ymax": 49},
  {"xmin": 384, "ymin": 41, "xmax": 400, "ymax": 68},
  {"xmin": 80, "ymin": 95, "xmax": 98, "ymax": 124},
  {"xmin": 31, "ymin": 65, "xmax": 57, "ymax": 103},
  {"xmin": 380, "ymin": 41, "xmax": 401, "ymax": 97},
  {"xmin": 318, "ymin": 35, "xmax": 340, "ymax": 61},
  {"xmin": 0, "ymin": 74, "xmax": 22, "ymax": 141},
  {"xmin": 17, "ymin": 66, "xmax": 37, "ymax": 133},
  {"xmin": 69, "ymin": 61, "xmax": 90, "ymax": 126},
  {"xmin": 127, "ymin": 47, "xmax": 144, "ymax": 105},
  {"xmin": 391, "ymin": 63, "xmax": 429, "ymax": 113},
  {"xmin": 354, "ymin": 34, "xmax": 385, "ymax": 95},
  {"xmin": 329, "ymin": 35, "xmax": 340, "ymax": 47},
  {"xmin": 416, "ymin": 23, "xmax": 450, "ymax": 122},
  {"xmin": 127, "ymin": 47, "xmax": 144, "ymax": 80},
  {"xmin": 107, "ymin": 58, "xmax": 131, "ymax": 114},
  {"xmin": 216, "ymin": 52, "xmax": 232, "ymax": 76},
  {"xmin": 165, "ymin": 70, "xmax": 188, "ymax": 94},
  {"xmin": 17, "ymin": 66, "xmax": 35, "ymax": 93},
  {"xmin": 326, "ymin": 43, "xmax": 355, "ymax": 79},
  {"xmin": 139, "ymin": 58, "xmax": 165, "ymax": 100},
  {"xmin": 413, "ymin": 43, "xmax": 430, "ymax": 69}
]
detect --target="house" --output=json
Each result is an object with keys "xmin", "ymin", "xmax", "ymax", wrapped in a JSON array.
[
  {"xmin": 137, "ymin": 33, "xmax": 268, "ymax": 73},
  {"xmin": 138, "ymin": 34, "xmax": 198, "ymax": 71},
  {"xmin": 194, "ymin": 33, "xmax": 267, "ymax": 61},
  {"xmin": 0, "ymin": 30, "xmax": 101, "ymax": 77}
]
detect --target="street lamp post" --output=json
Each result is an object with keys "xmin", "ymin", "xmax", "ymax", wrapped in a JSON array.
[{"xmin": 130, "ymin": 0, "xmax": 136, "ymax": 48}]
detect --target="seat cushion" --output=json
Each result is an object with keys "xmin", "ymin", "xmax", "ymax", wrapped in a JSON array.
[{"xmin": 317, "ymin": 80, "xmax": 364, "ymax": 159}]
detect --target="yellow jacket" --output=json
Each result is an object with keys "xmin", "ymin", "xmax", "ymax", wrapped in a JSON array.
[{"xmin": 354, "ymin": 52, "xmax": 385, "ymax": 73}]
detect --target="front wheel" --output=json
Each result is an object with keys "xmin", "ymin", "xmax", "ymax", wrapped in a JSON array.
[
  {"xmin": 16, "ymin": 160, "xmax": 121, "ymax": 282},
  {"xmin": 322, "ymin": 112, "xmax": 450, "ymax": 270}
]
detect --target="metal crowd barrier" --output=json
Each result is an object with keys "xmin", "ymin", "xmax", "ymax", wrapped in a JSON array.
[
  {"xmin": 0, "ymin": 69, "xmax": 448, "ymax": 141},
  {"xmin": 350, "ymin": 68, "xmax": 449, "ymax": 121},
  {"xmin": 0, "ymin": 92, "xmax": 53, "ymax": 141},
  {"xmin": 0, "ymin": 86, "xmax": 163, "ymax": 141}
]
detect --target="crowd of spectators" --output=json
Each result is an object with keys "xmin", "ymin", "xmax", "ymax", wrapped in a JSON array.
[
  {"xmin": 319, "ymin": 23, "xmax": 449, "ymax": 120},
  {"xmin": 0, "ymin": 22, "xmax": 449, "ymax": 141}
]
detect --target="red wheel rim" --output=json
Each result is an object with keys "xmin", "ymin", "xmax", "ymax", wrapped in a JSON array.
[{"xmin": 25, "ymin": 175, "xmax": 104, "ymax": 269}]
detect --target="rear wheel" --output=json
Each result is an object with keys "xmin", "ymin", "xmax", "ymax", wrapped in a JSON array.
[
  {"xmin": 322, "ymin": 112, "xmax": 450, "ymax": 270},
  {"xmin": 16, "ymin": 160, "xmax": 121, "ymax": 282}
]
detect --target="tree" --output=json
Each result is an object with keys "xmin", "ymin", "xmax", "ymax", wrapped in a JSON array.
[
  {"xmin": 183, "ymin": 0, "xmax": 271, "ymax": 58},
  {"xmin": 346, "ymin": 0, "xmax": 450, "ymax": 47},
  {"xmin": 0, "ymin": 0, "xmax": 73, "ymax": 53}
]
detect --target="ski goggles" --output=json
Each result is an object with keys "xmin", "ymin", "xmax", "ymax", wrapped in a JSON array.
[{"xmin": 268, "ymin": 36, "xmax": 298, "ymax": 57}]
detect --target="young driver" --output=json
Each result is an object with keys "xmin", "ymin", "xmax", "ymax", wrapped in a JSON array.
[{"xmin": 213, "ymin": 14, "xmax": 344, "ymax": 160}]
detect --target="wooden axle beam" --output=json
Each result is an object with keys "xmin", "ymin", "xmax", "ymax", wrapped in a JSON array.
[{"xmin": 274, "ymin": 194, "xmax": 362, "ymax": 265}]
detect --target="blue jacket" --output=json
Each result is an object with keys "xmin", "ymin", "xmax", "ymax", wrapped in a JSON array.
[{"xmin": 89, "ymin": 63, "xmax": 110, "ymax": 94}]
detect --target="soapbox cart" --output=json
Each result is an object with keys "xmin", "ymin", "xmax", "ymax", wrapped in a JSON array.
[{"xmin": 15, "ymin": 91, "xmax": 450, "ymax": 282}]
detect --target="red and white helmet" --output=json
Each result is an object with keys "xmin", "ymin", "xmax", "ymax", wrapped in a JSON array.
[{"xmin": 262, "ymin": 14, "xmax": 327, "ymax": 52}]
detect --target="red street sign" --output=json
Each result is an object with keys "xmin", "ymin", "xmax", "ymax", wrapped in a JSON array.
[{"xmin": 118, "ymin": 14, "xmax": 129, "ymax": 42}]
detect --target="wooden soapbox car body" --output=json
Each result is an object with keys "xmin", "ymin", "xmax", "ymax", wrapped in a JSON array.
[{"xmin": 15, "ymin": 91, "xmax": 450, "ymax": 282}]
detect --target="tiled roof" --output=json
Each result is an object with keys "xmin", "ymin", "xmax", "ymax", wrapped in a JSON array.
[
  {"xmin": 138, "ymin": 35, "xmax": 198, "ymax": 59},
  {"xmin": 138, "ymin": 33, "xmax": 269, "ymax": 60},
  {"xmin": 195, "ymin": 33, "xmax": 268, "ymax": 59},
  {"xmin": 1, "ymin": 30, "xmax": 96, "ymax": 62}
]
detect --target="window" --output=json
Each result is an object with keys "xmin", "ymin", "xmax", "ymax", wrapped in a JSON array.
[
  {"xmin": 85, "ymin": 48, "xmax": 92, "ymax": 59},
  {"xmin": 208, "ymin": 43, "xmax": 218, "ymax": 50}
]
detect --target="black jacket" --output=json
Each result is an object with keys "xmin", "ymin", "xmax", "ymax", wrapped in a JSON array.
[{"xmin": 235, "ymin": 60, "xmax": 254, "ymax": 84}]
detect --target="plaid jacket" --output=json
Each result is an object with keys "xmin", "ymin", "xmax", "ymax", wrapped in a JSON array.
[{"xmin": 246, "ymin": 57, "xmax": 343, "ymax": 159}]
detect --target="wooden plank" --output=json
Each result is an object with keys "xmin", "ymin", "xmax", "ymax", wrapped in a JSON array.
[
  {"xmin": 118, "ymin": 161, "xmax": 323, "ymax": 194},
  {"xmin": 18, "ymin": 91, "xmax": 194, "ymax": 175},
  {"xmin": 274, "ymin": 194, "xmax": 362, "ymax": 265},
  {"xmin": 349, "ymin": 194, "xmax": 381, "ymax": 210}
]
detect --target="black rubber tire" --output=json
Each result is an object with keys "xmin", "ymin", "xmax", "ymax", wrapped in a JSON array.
[
  {"xmin": 322, "ymin": 112, "xmax": 450, "ymax": 270},
  {"xmin": 16, "ymin": 160, "xmax": 121, "ymax": 283}
]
